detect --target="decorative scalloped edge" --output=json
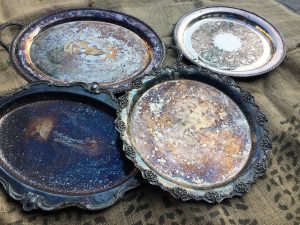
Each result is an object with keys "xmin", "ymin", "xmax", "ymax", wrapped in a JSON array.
[
  {"xmin": 116, "ymin": 64, "xmax": 272, "ymax": 203},
  {"xmin": 6, "ymin": 8, "xmax": 166, "ymax": 94},
  {"xmin": 0, "ymin": 81, "xmax": 141, "ymax": 211},
  {"xmin": 0, "ymin": 81, "xmax": 117, "ymax": 101},
  {"xmin": 0, "ymin": 177, "xmax": 57, "ymax": 211},
  {"xmin": 0, "ymin": 175, "xmax": 140, "ymax": 211}
]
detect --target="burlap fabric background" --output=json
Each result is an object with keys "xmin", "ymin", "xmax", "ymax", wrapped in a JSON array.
[{"xmin": 0, "ymin": 0, "xmax": 299, "ymax": 224}]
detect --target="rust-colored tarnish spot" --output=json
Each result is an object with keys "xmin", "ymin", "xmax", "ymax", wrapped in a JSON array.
[
  {"xmin": 130, "ymin": 80, "xmax": 252, "ymax": 188},
  {"xmin": 104, "ymin": 46, "xmax": 118, "ymax": 61},
  {"xmin": 64, "ymin": 41, "xmax": 106, "ymax": 56},
  {"xmin": 26, "ymin": 117, "xmax": 55, "ymax": 141},
  {"xmin": 28, "ymin": 21, "xmax": 151, "ymax": 84}
]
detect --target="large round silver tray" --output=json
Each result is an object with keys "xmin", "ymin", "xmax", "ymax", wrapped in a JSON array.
[
  {"xmin": 174, "ymin": 6, "xmax": 286, "ymax": 77},
  {"xmin": 116, "ymin": 64, "xmax": 272, "ymax": 203}
]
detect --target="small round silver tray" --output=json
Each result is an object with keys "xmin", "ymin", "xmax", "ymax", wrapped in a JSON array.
[
  {"xmin": 116, "ymin": 65, "xmax": 272, "ymax": 203},
  {"xmin": 174, "ymin": 6, "xmax": 286, "ymax": 77}
]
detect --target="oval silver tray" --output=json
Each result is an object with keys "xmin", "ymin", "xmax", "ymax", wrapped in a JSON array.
[
  {"xmin": 0, "ymin": 82, "xmax": 140, "ymax": 211},
  {"xmin": 116, "ymin": 64, "xmax": 272, "ymax": 203},
  {"xmin": 0, "ymin": 8, "xmax": 165, "ymax": 93},
  {"xmin": 174, "ymin": 6, "xmax": 286, "ymax": 77}
]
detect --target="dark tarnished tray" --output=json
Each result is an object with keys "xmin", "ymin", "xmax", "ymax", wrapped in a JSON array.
[
  {"xmin": 0, "ymin": 82, "xmax": 140, "ymax": 211},
  {"xmin": 116, "ymin": 64, "xmax": 271, "ymax": 203},
  {"xmin": 174, "ymin": 6, "xmax": 286, "ymax": 77},
  {"xmin": 0, "ymin": 8, "xmax": 165, "ymax": 93}
]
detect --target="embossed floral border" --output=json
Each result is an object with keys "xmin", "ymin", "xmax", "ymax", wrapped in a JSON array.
[{"xmin": 116, "ymin": 64, "xmax": 272, "ymax": 203}]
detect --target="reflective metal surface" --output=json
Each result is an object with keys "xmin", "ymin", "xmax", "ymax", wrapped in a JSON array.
[
  {"xmin": 130, "ymin": 79, "xmax": 252, "ymax": 188},
  {"xmin": 29, "ymin": 21, "xmax": 151, "ymax": 85},
  {"xmin": 117, "ymin": 65, "xmax": 272, "ymax": 202},
  {"xmin": 174, "ymin": 7, "xmax": 286, "ymax": 77},
  {"xmin": 4, "ymin": 9, "xmax": 165, "ymax": 93},
  {"xmin": 0, "ymin": 82, "xmax": 140, "ymax": 211}
]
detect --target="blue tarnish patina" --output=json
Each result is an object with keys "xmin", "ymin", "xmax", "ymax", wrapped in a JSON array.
[{"xmin": 0, "ymin": 82, "xmax": 140, "ymax": 211}]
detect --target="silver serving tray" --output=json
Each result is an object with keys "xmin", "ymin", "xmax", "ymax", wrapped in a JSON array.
[
  {"xmin": 174, "ymin": 6, "xmax": 286, "ymax": 77},
  {"xmin": 0, "ymin": 82, "xmax": 141, "ymax": 211},
  {"xmin": 0, "ymin": 8, "xmax": 165, "ymax": 93},
  {"xmin": 116, "ymin": 64, "xmax": 271, "ymax": 203}
]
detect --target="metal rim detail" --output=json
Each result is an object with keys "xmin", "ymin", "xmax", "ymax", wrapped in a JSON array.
[
  {"xmin": 174, "ymin": 6, "xmax": 286, "ymax": 77},
  {"xmin": 6, "ymin": 8, "xmax": 165, "ymax": 93},
  {"xmin": 0, "ymin": 81, "xmax": 141, "ymax": 211},
  {"xmin": 116, "ymin": 64, "xmax": 271, "ymax": 203}
]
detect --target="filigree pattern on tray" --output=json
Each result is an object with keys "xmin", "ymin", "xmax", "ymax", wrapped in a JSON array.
[{"xmin": 191, "ymin": 20, "xmax": 264, "ymax": 70}]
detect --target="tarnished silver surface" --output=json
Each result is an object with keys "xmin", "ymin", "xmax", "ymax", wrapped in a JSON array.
[
  {"xmin": 1, "ymin": 9, "xmax": 165, "ymax": 93},
  {"xmin": 0, "ymin": 82, "xmax": 141, "ymax": 211},
  {"xmin": 130, "ymin": 80, "xmax": 252, "ymax": 188},
  {"xmin": 174, "ymin": 6, "xmax": 286, "ymax": 77},
  {"xmin": 117, "ymin": 65, "xmax": 272, "ymax": 202},
  {"xmin": 29, "ymin": 21, "xmax": 150, "ymax": 85}
]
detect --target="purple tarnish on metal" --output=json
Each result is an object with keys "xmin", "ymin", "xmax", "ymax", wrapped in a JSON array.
[
  {"xmin": 10, "ymin": 9, "xmax": 165, "ymax": 93},
  {"xmin": 130, "ymin": 79, "xmax": 252, "ymax": 188},
  {"xmin": 117, "ymin": 66, "xmax": 272, "ymax": 202}
]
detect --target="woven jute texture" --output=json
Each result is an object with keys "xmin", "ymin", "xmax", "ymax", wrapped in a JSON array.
[{"xmin": 0, "ymin": 0, "xmax": 299, "ymax": 225}]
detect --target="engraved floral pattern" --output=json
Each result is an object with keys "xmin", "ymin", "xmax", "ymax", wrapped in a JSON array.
[
  {"xmin": 143, "ymin": 170, "xmax": 158, "ymax": 183},
  {"xmin": 254, "ymin": 162, "xmax": 267, "ymax": 176},
  {"xmin": 132, "ymin": 77, "xmax": 143, "ymax": 88},
  {"xmin": 118, "ymin": 93, "xmax": 129, "ymax": 108},
  {"xmin": 191, "ymin": 20, "xmax": 264, "ymax": 70},
  {"xmin": 124, "ymin": 143, "xmax": 136, "ymax": 159},
  {"xmin": 260, "ymin": 137, "xmax": 272, "ymax": 152},
  {"xmin": 235, "ymin": 182, "xmax": 250, "ymax": 193},
  {"xmin": 115, "ymin": 119, "xmax": 126, "ymax": 132},
  {"xmin": 172, "ymin": 187, "xmax": 189, "ymax": 199},
  {"xmin": 205, "ymin": 191, "xmax": 221, "ymax": 202},
  {"xmin": 256, "ymin": 110, "xmax": 268, "ymax": 127}
]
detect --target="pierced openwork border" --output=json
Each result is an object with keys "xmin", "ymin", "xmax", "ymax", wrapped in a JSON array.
[{"xmin": 116, "ymin": 64, "xmax": 271, "ymax": 203}]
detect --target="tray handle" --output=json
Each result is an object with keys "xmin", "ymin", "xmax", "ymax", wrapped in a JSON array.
[
  {"xmin": 164, "ymin": 44, "xmax": 183, "ymax": 67},
  {"xmin": 0, "ymin": 21, "xmax": 24, "ymax": 52}
]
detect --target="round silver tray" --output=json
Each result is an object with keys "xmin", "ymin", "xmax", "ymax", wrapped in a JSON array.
[
  {"xmin": 116, "ymin": 64, "xmax": 272, "ymax": 203},
  {"xmin": 174, "ymin": 6, "xmax": 286, "ymax": 77}
]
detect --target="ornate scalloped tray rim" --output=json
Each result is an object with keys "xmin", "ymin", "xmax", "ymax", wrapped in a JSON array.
[
  {"xmin": 115, "ymin": 64, "xmax": 272, "ymax": 203},
  {"xmin": 0, "ymin": 171, "xmax": 140, "ymax": 211}
]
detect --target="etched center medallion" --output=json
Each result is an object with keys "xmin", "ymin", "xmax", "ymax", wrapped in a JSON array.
[
  {"xmin": 184, "ymin": 18, "xmax": 272, "ymax": 72},
  {"xmin": 130, "ymin": 80, "xmax": 252, "ymax": 188}
]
